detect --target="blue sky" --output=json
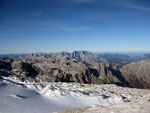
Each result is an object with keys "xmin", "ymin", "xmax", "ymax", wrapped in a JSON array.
[{"xmin": 0, "ymin": 0, "xmax": 150, "ymax": 54}]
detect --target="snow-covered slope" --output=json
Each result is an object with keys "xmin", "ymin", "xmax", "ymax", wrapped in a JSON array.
[{"xmin": 0, "ymin": 77, "xmax": 150, "ymax": 113}]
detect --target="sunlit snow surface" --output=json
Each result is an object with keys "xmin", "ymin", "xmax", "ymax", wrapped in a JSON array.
[
  {"xmin": 0, "ymin": 82, "xmax": 107, "ymax": 113},
  {"xmin": 0, "ymin": 77, "xmax": 150, "ymax": 113}
]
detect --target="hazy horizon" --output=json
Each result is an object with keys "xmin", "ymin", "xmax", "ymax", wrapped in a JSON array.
[
  {"xmin": 0, "ymin": 50, "xmax": 150, "ymax": 58},
  {"xmin": 0, "ymin": 0, "xmax": 150, "ymax": 54},
  {"xmin": 0, "ymin": 50, "xmax": 150, "ymax": 55}
]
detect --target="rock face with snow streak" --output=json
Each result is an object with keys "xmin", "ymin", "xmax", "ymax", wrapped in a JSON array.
[{"xmin": 120, "ymin": 60, "xmax": 150, "ymax": 89}]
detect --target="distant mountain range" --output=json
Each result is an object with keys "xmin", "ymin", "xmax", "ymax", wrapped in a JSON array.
[
  {"xmin": 137, "ymin": 54, "xmax": 150, "ymax": 61},
  {"xmin": 0, "ymin": 50, "xmax": 150, "ymax": 89},
  {"xmin": 99, "ymin": 53, "xmax": 135, "ymax": 64},
  {"xmin": 28, "ymin": 51, "xmax": 108, "ymax": 65},
  {"xmin": 0, "ymin": 54, "xmax": 28, "ymax": 58},
  {"xmin": 1, "ymin": 51, "xmax": 149, "ymax": 65}
]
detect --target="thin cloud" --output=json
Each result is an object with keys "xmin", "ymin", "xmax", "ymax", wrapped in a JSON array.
[
  {"xmin": 34, "ymin": 20, "xmax": 62, "ymax": 30},
  {"xmin": 0, "ymin": 26, "xmax": 18, "ymax": 32},
  {"xmin": 59, "ymin": 26, "xmax": 92, "ymax": 31},
  {"xmin": 71, "ymin": 0, "xmax": 95, "ymax": 3},
  {"xmin": 114, "ymin": 0, "xmax": 150, "ymax": 11},
  {"xmin": 31, "ymin": 10, "xmax": 43, "ymax": 16},
  {"xmin": 31, "ymin": 20, "xmax": 92, "ymax": 31},
  {"xmin": 59, "ymin": 0, "xmax": 96, "ymax": 3},
  {"xmin": 124, "ymin": 4, "xmax": 150, "ymax": 11}
]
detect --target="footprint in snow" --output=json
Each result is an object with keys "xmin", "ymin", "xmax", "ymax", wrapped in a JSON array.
[{"xmin": 10, "ymin": 94, "xmax": 29, "ymax": 99}]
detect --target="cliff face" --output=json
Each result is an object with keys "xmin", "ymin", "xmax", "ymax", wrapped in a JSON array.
[{"xmin": 120, "ymin": 60, "xmax": 150, "ymax": 89}]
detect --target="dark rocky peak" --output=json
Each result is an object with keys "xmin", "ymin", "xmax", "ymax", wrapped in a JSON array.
[
  {"xmin": 11, "ymin": 60, "xmax": 38, "ymax": 78},
  {"xmin": 0, "ymin": 57, "xmax": 13, "ymax": 70},
  {"xmin": 0, "ymin": 57, "xmax": 13, "ymax": 64}
]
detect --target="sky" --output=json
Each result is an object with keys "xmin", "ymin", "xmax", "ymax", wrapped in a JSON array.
[{"xmin": 0, "ymin": 0, "xmax": 150, "ymax": 54}]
